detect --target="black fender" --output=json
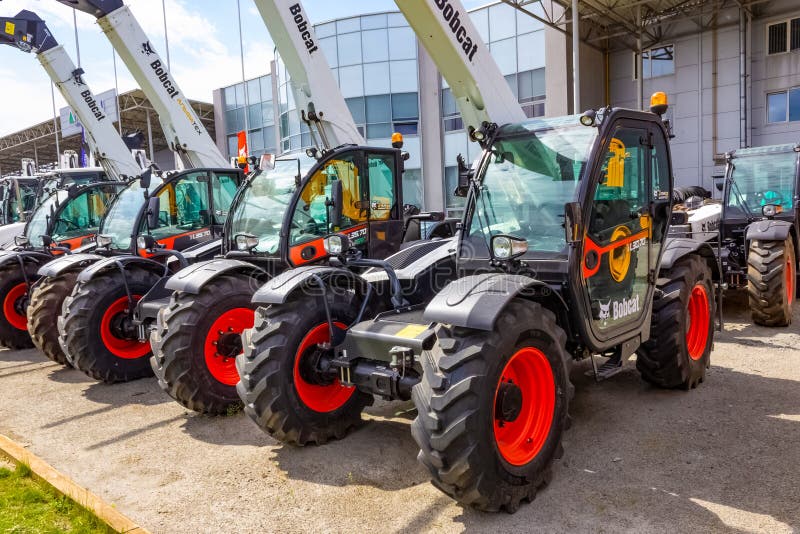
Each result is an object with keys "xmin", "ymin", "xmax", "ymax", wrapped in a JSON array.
[
  {"xmin": 165, "ymin": 258, "xmax": 267, "ymax": 294},
  {"xmin": 0, "ymin": 249, "xmax": 53, "ymax": 269},
  {"xmin": 660, "ymin": 237, "xmax": 720, "ymax": 278},
  {"xmin": 422, "ymin": 273, "xmax": 562, "ymax": 331},
  {"xmin": 745, "ymin": 219, "xmax": 793, "ymax": 242},
  {"xmin": 37, "ymin": 253, "xmax": 105, "ymax": 278},
  {"xmin": 252, "ymin": 265, "xmax": 366, "ymax": 305},
  {"xmin": 76, "ymin": 255, "xmax": 165, "ymax": 283}
]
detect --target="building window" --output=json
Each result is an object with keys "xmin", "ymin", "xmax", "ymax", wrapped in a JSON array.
[
  {"xmin": 767, "ymin": 18, "xmax": 800, "ymax": 55},
  {"xmin": 633, "ymin": 44, "xmax": 675, "ymax": 80},
  {"xmin": 767, "ymin": 88, "xmax": 800, "ymax": 123}
]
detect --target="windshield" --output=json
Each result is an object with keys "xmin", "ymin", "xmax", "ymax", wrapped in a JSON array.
[
  {"xmin": 466, "ymin": 122, "xmax": 598, "ymax": 257},
  {"xmin": 228, "ymin": 157, "xmax": 313, "ymax": 254},
  {"xmin": 725, "ymin": 151, "xmax": 797, "ymax": 217},
  {"xmin": 25, "ymin": 191, "xmax": 63, "ymax": 246},
  {"xmin": 101, "ymin": 177, "xmax": 165, "ymax": 250}
]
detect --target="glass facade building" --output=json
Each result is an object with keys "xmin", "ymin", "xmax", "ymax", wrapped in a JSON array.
[
  {"xmin": 215, "ymin": 3, "xmax": 548, "ymax": 215},
  {"xmin": 221, "ymin": 74, "xmax": 277, "ymax": 161}
]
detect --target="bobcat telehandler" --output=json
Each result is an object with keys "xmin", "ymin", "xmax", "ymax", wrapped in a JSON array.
[
  {"xmin": 717, "ymin": 144, "xmax": 799, "ymax": 326},
  {"xmin": 236, "ymin": 0, "xmax": 719, "ymax": 513},
  {"xmin": 146, "ymin": 0, "xmax": 452, "ymax": 414}
]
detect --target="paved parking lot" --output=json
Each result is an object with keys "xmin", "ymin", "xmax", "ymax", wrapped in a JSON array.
[{"xmin": 0, "ymin": 293, "xmax": 798, "ymax": 533}]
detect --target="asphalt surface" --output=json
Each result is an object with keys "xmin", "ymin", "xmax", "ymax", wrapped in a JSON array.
[{"xmin": 0, "ymin": 292, "xmax": 797, "ymax": 533}]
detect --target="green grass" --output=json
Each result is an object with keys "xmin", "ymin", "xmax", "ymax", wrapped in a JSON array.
[{"xmin": 0, "ymin": 462, "xmax": 113, "ymax": 534}]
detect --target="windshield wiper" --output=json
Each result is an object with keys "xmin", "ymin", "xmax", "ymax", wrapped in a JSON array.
[{"xmin": 729, "ymin": 173, "xmax": 755, "ymax": 219}]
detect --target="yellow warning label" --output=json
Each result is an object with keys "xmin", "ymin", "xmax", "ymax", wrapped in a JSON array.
[
  {"xmin": 5, "ymin": 22, "xmax": 15, "ymax": 35},
  {"xmin": 395, "ymin": 324, "xmax": 428, "ymax": 339}
]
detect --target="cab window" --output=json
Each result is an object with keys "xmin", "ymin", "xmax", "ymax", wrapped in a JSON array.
[
  {"xmin": 289, "ymin": 154, "xmax": 365, "ymax": 245},
  {"xmin": 211, "ymin": 172, "xmax": 240, "ymax": 223},
  {"xmin": 367, "ymin": 152, "xmax": 396, "ymax": 221},
  {"xmin": 146, "ymin": 172, "xmax": 210, "ymax": 239},
  {"xmin": 52, "ymin": 189, "xmax": 111, "ymax": 241}
]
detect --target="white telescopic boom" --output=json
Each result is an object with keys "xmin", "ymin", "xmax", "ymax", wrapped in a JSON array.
[
  {"xmin": 61, "ymin": 1, "xmax": 228, "ymax": 168},
  {"xmin": 395, "ymin": 0, "xmax": 526, "ymax": 133},
  {"xmin": 38, "ymin": 45, "xmax": 142, "ymax": 178},
  {"xmin": 251, "ymin": 0, "xmax": 364, "ymax": 148},
  {"xmin": 0, "ymin": 10, "xmax": 141, "ymax": 178}
]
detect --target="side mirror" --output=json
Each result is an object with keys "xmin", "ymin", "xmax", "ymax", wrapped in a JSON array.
[
  {"xmin": 329, "ymin": 179, "xmax": 343, "ymax": 228},
  {"xmin": 146, "ymin": 195, "xmax": 160, "ymax": 230},
  {"xmin": 564, "ymin": 202, "xmax": 583, "ymax": 244},
  {"xmin": 454, "ymin": 154, "xmax": 472, "ymax": 198},
  {"xmin": 139, "ymin": 168, "xmax": 152, "ymax": 190},
  {"xmin": 713, "ymin": 176, "xmax": 724, "ymax": 192}
]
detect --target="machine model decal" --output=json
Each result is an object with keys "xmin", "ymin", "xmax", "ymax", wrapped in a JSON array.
[
  {"xmin": 433, "ymin": 0, "xmax": 478, "ymax": 61},
  {"xmin": 628, "ymin": 237, "xmax": 648, "ymax": 252},
  {"xmin": 177, "ymin": 98, "xmax": 202, "ymax": 135},
  {"xmin": 289, "ymin": 4, "xmax": 318, "ymax": 55},
  {"xmin": 190, "ymin": 230, "xmax": 211, "ymax": 240}
]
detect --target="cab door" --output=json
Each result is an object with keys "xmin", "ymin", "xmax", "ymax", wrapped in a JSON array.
[
  {"xmin": 287, "ymin": 151, "xmax": 369, "ymax": 266},
  {"xmin": 581, "ymin": 121, "xmax": 656, "ymax": 342},
  {"xmin": 142, "ymin": 170, "xmax": 213, "ymax": 252},
  {"xmin": 365, "ymin": 150, "xmax": 403, "ymax": 259}
]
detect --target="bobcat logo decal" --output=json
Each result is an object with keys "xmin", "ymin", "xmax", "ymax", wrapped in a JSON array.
[{"xmin": 598, "ymin": 299, "xmax": 611, "ymax": 325}]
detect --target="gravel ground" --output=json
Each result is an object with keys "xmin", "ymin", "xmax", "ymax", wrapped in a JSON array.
[{"xmin": 0, "ymin": 292, "xmax": 798, "ymax": 533}]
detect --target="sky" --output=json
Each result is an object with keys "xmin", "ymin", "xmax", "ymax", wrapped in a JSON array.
[{"xmin": 0, "ymin": 0, "xmax": 489, "ymax": 136}]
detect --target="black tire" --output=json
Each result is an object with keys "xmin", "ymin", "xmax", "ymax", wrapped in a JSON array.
[
  {"xmin": 412, "ymin": 300, "xmax": 572, "ymax": 513},
  {"xmin": 0, "ymin": 263, "xmax": 39, "ymax": 350},
  {"xmin": 236, "ymin": 291, "xmax": 373, "ymax": 445},
  {"xmin": 151, "ymin": 274, "xmax": 256, "ymax": 415},
  {"xmin": 748, "ymin": 237, "xmax": 795, "ymax": 326},
  {"xmin": 27, "ymin": 271, "xmax": 79, "ymax": 365},
  {"xmin": 637, "ymin": 255, "xmax": 714, "ymax": 389},
  {"xmin": 59, "ymin": 268, "xmax": 161, "ymax": 383}
]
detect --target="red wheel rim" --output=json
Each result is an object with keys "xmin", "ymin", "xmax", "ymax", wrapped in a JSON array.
[
  {"xmin": 3, "ymin": 282, "xmax": 28, "ymax": 331},
  {"xmin": 493, "ymin": 347, "xmax": 556, "ymax": 466},
  {"xmin": 786, "ymin": 257, "xmax": 794, "ymax": 307},
  {"xmin": 99, "ymin": 295, "xmax": 149, "ymax": 359},
  {"xmin": 203, "ymin": 307, "xmax": 254, "ymax": 386},
  {"xmin": 686, "ymin": 284, "xmax": 710, "ymax": 361},
  {"xmin": 292, "ymin": 322, "xmax": 354, "ymax": 413}
]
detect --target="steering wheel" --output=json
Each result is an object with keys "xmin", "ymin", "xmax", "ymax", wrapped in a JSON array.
[{"xmin": 760, "ymin": 190, "xmax": 785, "ymax": 206}]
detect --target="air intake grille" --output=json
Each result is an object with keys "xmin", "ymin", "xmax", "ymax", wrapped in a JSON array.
[{"xmin": 385, "ymin": 240, "xmax": 450, "ymax": 270}]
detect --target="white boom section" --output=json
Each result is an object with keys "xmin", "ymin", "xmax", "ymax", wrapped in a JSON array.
[
  {"xmin": 38, "ymin": 45, "xmax": 142, "ymax": 179},
  {"xmin": 395, "ymin": 0, "xmax": 526, "ymax": 132},
  {"xmin": 251, "ymin": 0, "xmax": 364, "ymax": 148},
  {"xmin": 93, "ymin": 5, "xmax": 227, "ymax": 168}
]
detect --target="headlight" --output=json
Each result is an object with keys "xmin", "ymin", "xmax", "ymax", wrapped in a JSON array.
[
  {"xmin": 96, "ymin": 234, "xmax": 113, "ymax": 248},
  {"xmin": 235, "ymin": 233, "xmax": 259, "ymax": 251},
  {"xmin": 324, "ymin": 235, "xmax": 343, "ymax": 255},
  {"xmin": 323, "ymin": 234, "xmax": 350, "ymax": 255},
  {"xmin": 14, "ymin": 235, "xmax": 29, "ymax": 247},
  {"xmin": 491, "ymin": 235, "xmax": 528, "ymax": 260}
]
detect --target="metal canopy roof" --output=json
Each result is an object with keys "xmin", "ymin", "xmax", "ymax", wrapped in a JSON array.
[
  {"xmin": 0, "ymin": 88, "xmax": 216, "ymax": 175},
  {"xmin": 500, "ymin": 0, "xmax": 772, "ymax": 51}
]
